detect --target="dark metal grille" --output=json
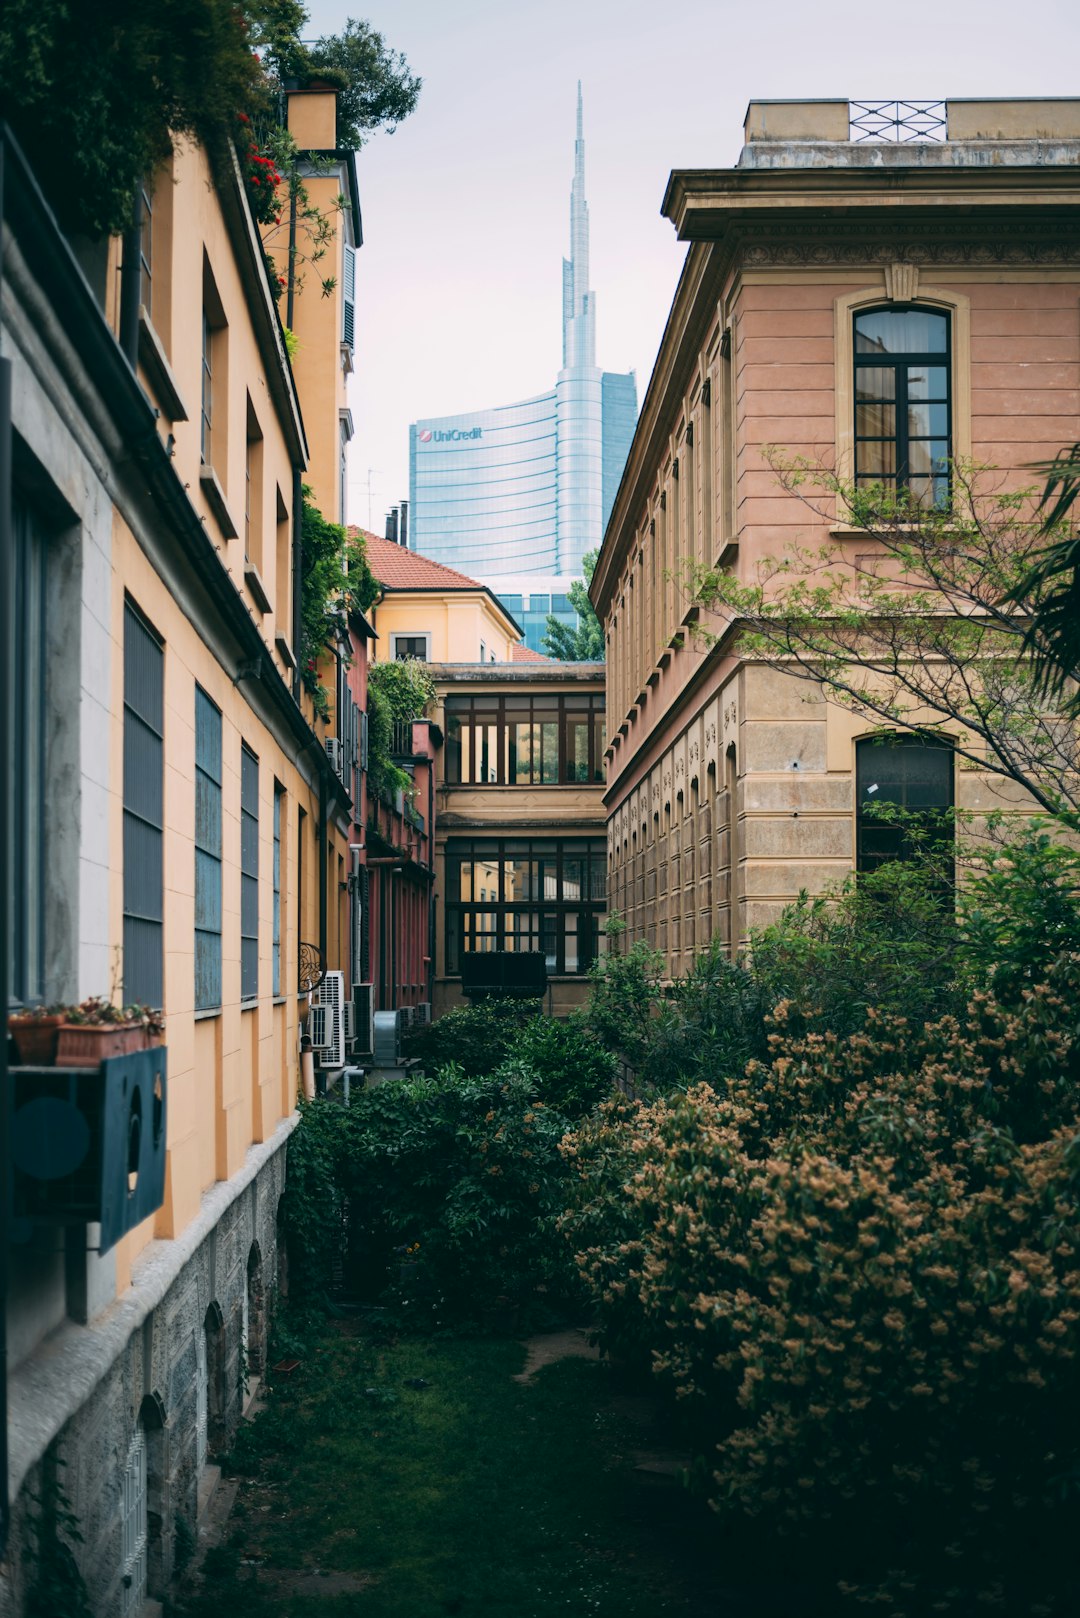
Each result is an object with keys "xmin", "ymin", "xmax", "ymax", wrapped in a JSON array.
[
  {"xmin": 445, "ymin": 837, "xmax": 606, "ymax": 977},
  {"xmin": 849, "ymin": 101, "xmax": 947, "ymax": 143},
  {"xmin": 123, "ymin": 602, "xmax": 164, "ymax": 1009},
  {"xmin": 194, "ymin": 687, "xmax": 222, "ymax": 1010},
  {"xmin": 240, "ymin": 744, "xmax": 259, "ymax": 1001}
]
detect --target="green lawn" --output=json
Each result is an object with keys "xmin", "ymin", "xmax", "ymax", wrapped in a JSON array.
[{"xmin": 182, "ymin": 1321, "xmax": 736, "ymax": 1618}]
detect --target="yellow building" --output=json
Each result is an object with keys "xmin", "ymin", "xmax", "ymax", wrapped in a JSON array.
[
  {"xmin": 594, "ymin": 97, "xmax": 1080, "ymax": 979},
  {"xmin": 2, "ymin": 84, "xmax": 360, "ymax": 1613},
  {"xmin": 359, "ymin": 529, "xmax": 523, "ymax": 663}
]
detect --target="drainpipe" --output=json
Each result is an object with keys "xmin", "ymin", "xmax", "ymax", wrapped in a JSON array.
[
  {"xmin": 119, "ymin": 190, "xmax": 142, "ymax": 367},
  {"xmin": 318, "ymin": 768, "xmax": 328, "ymax": 970},
  {"xmin": 0, "ymin": 132, "xmax": 12, "ymax": 1563}
]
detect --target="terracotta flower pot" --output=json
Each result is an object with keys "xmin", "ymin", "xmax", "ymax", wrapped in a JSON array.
[
  {"xmin": 56, "ymin": 1023, "xmax": 146, "ymax": 1069},
  {"xmin": 8, "ymin": 1014, "xmax": 65, "ymax": 1066}
]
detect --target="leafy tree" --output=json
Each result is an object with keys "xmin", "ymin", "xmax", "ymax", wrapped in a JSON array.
[
  {"xmin": 687, "ymin": 457, "xmax": 1080, "ymax": 826},
  {"xmin": 1010, "ymin": 442, "xmax": 1080, "ymax": 704},
  {"xmin": 0, "ymin": 3, "xmax": 419, "ymax": 239},
  {"xmin": 542, "ymin": 551, "xmax": 604, "ymax": 661}
]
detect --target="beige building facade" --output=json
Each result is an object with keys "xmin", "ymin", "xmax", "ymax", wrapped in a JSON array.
[
  {"xmin": 430, "ymin": 663, "xmax": 607, "ymax": 1017},
  {"xmin": 593, "ymin": 99, "xmax": 1080, "ymax": 977},
  {"xmin": 3, "ymin": 85, "xmax": 359, "ymax": 1614}
]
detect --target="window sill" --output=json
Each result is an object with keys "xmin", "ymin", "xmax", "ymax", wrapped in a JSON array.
[
  {"xmin": 275, "ymin": 634, "xmax": 297, "ymax": 672},
  {"xmin": 273, "ymin": 996, "xmax": 289, "ymax": 1007},
  {"xmin": 194, "ymin": 1007, "xmax": 221, "ymax": 1021},
  {"xmin": 244, "ymin": 561, "xmax": 272, "ymax": 615},
  {"xmin": 199, "ymin": 466, "xmax": 238, "ymax": 539},
  {"xmin": 138, "ymin": 308, "xmax": 188, "ymax": 423},
  {"xmin": 241, "ymin": 999, "xmax": 258, "ymax": 1013}
]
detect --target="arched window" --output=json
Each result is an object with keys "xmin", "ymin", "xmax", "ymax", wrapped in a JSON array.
[
  {"xmin": 854, "ymin": 306, "xmax": 951, "ymax": 508},
  {"xmin": 856, "ymin": 735, "xmax": 953, "ymax": 875}
]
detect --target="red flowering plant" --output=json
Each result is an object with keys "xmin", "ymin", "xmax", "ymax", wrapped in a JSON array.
[{"xmin": 236, "ymin": 112, "xmax": 284, "ymax": 227}]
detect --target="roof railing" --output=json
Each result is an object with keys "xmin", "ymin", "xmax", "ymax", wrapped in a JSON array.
[{"xmin": 849, "ymin": 101, "xmax": 947, "ymax": 143}]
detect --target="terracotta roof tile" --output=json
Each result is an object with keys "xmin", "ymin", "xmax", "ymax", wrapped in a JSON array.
[
  {"xmin": 511, "ymin": 642, "xmax": 553, "ymax": 663},
  {"xmin": 349, "ymin": 528, "xmax": 488, "ymax": 592}
]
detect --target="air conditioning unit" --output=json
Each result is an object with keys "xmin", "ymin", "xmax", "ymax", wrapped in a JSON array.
[
  {"xmin": 309, "ymin": 1003, "xmax": 345, "ymax": 1069},
  {"xmin": 352, "ymin": 984, "xmax": 374, "ymax": 1057},
  {"xmin": 398, "ymin": 1005, "xmax": 414, "ymax": 1035},
  {"xmin": 308, "ymin": 1004, "xmax": 331, "ymax": 1051},
  {"xmin": 373, "ymin": 1009, "xmax": 402, "ymax": 1066},
  {"xmin": 313, "ymin": 970, "xmax": 345, "ymax": 1013},
  {"xmin": 414, "ymin": 1002, "xmax": 431, "ymax": 1027},
  {"xmin": 324, "ymin": 737, "xmax": 342, "ymax": 776},
  {"xmin": 342, "ymin": 1002, "xmax": 356, "ymax": 1047}
]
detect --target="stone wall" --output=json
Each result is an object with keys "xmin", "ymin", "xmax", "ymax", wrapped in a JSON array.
[{"xmin": 2, "ymin": 1138, "xmax": 288, "ymax": 1618}]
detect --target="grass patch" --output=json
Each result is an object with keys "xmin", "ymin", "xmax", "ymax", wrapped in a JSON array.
[{"xmin": 181, "ymin": 1320, "xmax": 738, "ymax": 1618}]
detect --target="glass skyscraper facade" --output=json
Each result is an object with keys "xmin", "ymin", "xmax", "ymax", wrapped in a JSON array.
[{"xmin": 409, "ymin": 86, "xmax": 637, "ymax": 649}]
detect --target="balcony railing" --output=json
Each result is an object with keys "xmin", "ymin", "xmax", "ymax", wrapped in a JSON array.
[
  {"xmin": 849, "ymin": 101, "xmax": 947, "ymax": 143},
  {"xmin": 298, "ymin": 941, "xmax": 325, "ymax": 994},
  {"xmin": 390, "ymin": 720, "xmax": 417, "ymax": 759}
]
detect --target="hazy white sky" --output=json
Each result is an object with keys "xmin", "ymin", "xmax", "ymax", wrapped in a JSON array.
[{"xmin": 303, "ymin": 0, "xmax": 1080, "ymax": 534}]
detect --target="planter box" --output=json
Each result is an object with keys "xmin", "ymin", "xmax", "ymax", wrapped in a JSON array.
[
  {"xmin": 8, "ymin": 1015, "xmax": 64, "ymax": 1067},
  {"xmin": 56, "ymin": 1024, "xmax": 148, "ymax": 1069}
]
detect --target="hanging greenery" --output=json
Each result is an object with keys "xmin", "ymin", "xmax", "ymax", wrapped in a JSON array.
[{"xmin": 299, "ymin": 492, "xmax": 378, "ymax": 721}]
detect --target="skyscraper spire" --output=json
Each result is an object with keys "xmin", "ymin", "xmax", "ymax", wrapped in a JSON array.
[{"xmin": 562, "ymin": 80, "xmax": 595, "ymax": 371}]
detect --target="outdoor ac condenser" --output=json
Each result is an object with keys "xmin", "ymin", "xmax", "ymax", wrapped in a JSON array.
[{"xmin": 372, "ymin": 1009, "xmax": 402, "ymax": 1066}]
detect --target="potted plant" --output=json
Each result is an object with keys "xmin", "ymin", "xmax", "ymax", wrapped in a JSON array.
[
  {"xmin": 7, "ymin": 1004, "xmax": 67, "ymax": 1066},
  {"xmin": 56, "ymin": 998, "xmax": 165, "ymax": 1069}
]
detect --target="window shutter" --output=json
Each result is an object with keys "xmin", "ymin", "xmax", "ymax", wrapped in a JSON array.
[
  {"xmin": 360, "ymin": 708, "xmax": 369, "ymax": 772},
  {"xmin": 342, "ymin": 244, "xmax": 356, "ymax": 350}
]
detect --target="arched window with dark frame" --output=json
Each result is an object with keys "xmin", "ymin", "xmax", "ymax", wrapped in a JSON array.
[
  {"xmin": 854, "ymin": 306, "xmax": 951, "ymax": 509},
  {"xmin": 856, "ymin": 735, "xmax": 954, "ymax": 877}
]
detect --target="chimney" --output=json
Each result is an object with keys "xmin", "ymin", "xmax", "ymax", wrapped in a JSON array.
[
  {"xmin": 385, "ymin": 507, "xmax": 399, "ymax": 544},
  {"xmin": 399, "ymin": 500, "xmax": 409, "ymax": 548}
]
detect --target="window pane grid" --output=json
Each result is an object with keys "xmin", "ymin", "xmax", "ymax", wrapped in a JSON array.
[
  {"xmin": 272, "ymin": 785, "xmax": 283, "ymax": 997},
  {"xmin": 241, "ymin": 744, "xmax": 259, "ymax": 1001},
  {"xmin": 9, "ymin": 500, "xmax": 48, "ymax": 1005},
  {"xmin": 854, "ymin": 308, "xmax": 951, "ymax": 507},
  {"xmin": 445, "ymin": 837, "xmax": 606, "ymax": 976},
  {"xmin": 195, "ymin": 687, "xmax": 222, "ymax": 1010},
  {"xmin": 123, "ymin": 602, "xmax": 164, "ymax": 1008},
  {"xmin": 444, "ymin": 694, "xmax": 605, "ymax": 785}
]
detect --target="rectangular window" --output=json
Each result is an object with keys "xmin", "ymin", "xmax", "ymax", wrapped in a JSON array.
[
  {"xmin": 244, "ymin": 398, "xmax": 264, "ymax": 565},
  {"xmin": 854, "ymin": 307, "xmax": 951, "ymax": 509},
  {"xmin": 445, "ymin": 837, "xmax": 606, "ymax": 976},
  {"xmin": 201, "ymin": 257, "xmax": 228, "ymax": 470},
  {"xmin": 240, "ymin": 744, "xmax": 259, "ymax": 1001},
  {"xmin": 200, "ymin": 309, "xmax": 213, "ymax": 465},
  {"xmin": 8, "ymin": 498, "xmax": 47, "ymax": 1006},
  {"xmin": 444, "ymin": 693, "xmax": 606, "ymax": 785},
  {"xmin": 392, "ymin": 634, "xmax": 429, "ymax": 661},
  {"xmin": 194, "ymin": 687, "xmax": 222, "ymax": 1010},
  {"xmin": 856, "ymin": 735, "xmax": 954, "ymax": 879},
  {"xmin": 272, "ymin": 783, "xmax": 283, "ymax": 996},
  {"xmin": 139, "ymin": 182, "xmax": 153, "ymax": 316},
  {"xmin": 123, "ymin": 602, "xmax": 164, "ymax": 1008}
]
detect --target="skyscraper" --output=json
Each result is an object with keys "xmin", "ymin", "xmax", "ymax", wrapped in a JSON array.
[{"xmin": 409, "ymin": 86, "xmax": 637, "ymax": 650}]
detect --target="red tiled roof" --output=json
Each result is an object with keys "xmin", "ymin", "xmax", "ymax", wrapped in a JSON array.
[
  {"xmin": 349, "ymin": 528, "xmax": 491, "ymax": 593},
  {"xmin": 511, "ymin": 642, "xmax": 553, "ymax": 663}
]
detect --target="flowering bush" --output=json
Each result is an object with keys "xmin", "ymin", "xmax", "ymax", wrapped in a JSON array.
[{"xmin": 562, "ymin": 948, "xmax": 1080, "ymax": 1612}]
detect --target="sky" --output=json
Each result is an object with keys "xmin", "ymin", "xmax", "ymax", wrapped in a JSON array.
[{"xmin": 302, "ymin": 0, "xmax": 1080, "ymax": 537}]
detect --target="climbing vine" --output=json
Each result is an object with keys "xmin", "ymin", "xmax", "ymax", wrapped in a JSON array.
[
  {"xmin": 300, "ymin": 492, "xmax": 378, "ymax": 721},
  {"xmin": 366, "ymin": 658, "xmax": 436, "ymax": 799}
]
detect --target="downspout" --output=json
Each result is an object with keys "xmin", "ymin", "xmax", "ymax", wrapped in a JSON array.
[
  {"xmin": 0, "ymin": 131, "xmax": 12, "ymax": 1562},
  {"xmin": 427, "ymin": 752, "xmax": 435, "ymax": 1005},
  {"xmin": 318, "ymin": 767, "xmax": 328, "ymax": 970}
]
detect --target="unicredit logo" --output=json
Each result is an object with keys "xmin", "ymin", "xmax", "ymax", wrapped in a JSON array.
[
  {"xmin": 419, "ymin": 429, "xmax": 432, "ymax": 442},
  {"xmin": 419, "ymin": 428, "xmax": 482, "ymax": 443}
]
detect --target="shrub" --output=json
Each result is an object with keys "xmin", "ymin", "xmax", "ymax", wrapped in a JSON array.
[
  {"xmin": 287, "ymin": 1065, "xmax": 574, "ymax": 1323},
  {"xmin": 508, "ymin": 1016, "xmax": 617, "ymax": 1117},
  {"xmin": 561, "ymin": 954, "xmax": 1080, "ymax": 1611},
  {"xmin": 405, "ymin": 998, "xmax": 540, "ymax": 1077}
]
